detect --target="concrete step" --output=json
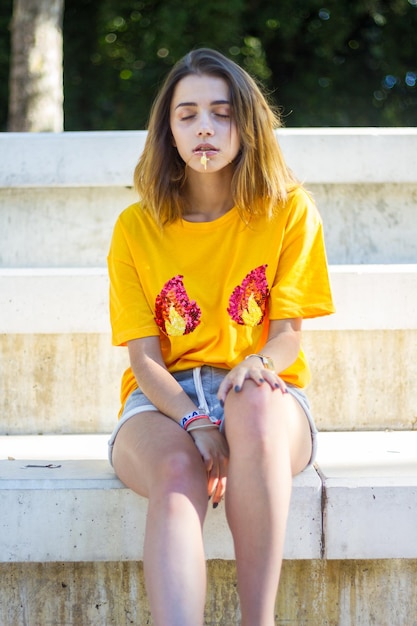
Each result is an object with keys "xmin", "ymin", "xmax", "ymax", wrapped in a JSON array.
[
  {"xmin": 1, "ymin": 431, "xmax": 416, "ymax": 562},
  {"xmin": 1, "ymin": 130, "xmax": 417, "ymax": 267},
  {"xmin": 317, "ymin": 431, "xmax": 417, "ymax": 559},
  {"xmin": 2, "ymin": 129, "xmax": 415, "ymax": 188},
  {"xmin": 2, "ymin": 182, "xmax": 417, "ymax": 267},
  {"xmin": 1, "ymin": 265, "xmax": 416, "ymax": 434},
  {"xmin": 2, "ymin": 264, "xmax": 416, "ymax": 333}
]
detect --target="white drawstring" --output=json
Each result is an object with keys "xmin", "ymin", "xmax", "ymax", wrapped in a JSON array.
[{"xmin": 192, "ymin": 367, "xmax": 210, "ymax": 414}]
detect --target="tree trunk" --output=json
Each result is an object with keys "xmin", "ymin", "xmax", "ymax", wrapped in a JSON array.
[{"xmin": 8, "ymin": 0, "xmax": 64, "ymax": 132}]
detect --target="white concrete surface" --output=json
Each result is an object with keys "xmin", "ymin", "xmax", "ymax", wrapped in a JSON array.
[
  {"xmin": 318, "ymin": 431, "xmax": 417, "ymax": 559},
  {"xmin": 1, "ymin": 266, "xmax": 416, "ymax": 435},
  {"xmin": 0, "ymin": 433, "xmax": 110, "ymax": 461},
  {"xmin": 1, "ymin": 130, "xmax": 416, "ymax": 566},
  {"xmin": 304, "ymin": 264, "xmax": 417, "ymax": 331},
  {"xmin": 0, "ymin": 434, "xmax": 321, "ymax": 562},
  {"xmin": 323, "ymin": 476, "xmax": 417, "ymax": 559},
  {"xmin": 2, "ymin": 329, "xmax": 416, "ymax": 435},
  {"xmin": 1, "ymin": 265, "xmax": 417, "ymax": 333},
  {"xmin": 1, "ymin": 432, "xmax": 416, "ymax": 562},
  {"xmin": 2, "ymin": 183, "xmax": 417, "ymax": 267},
  {"xmin": 0, "ymin": 132, "xmax": 146, "ymax": 188},
  {"xmin": 0, "ymin": 268, "xmax": 111, "ymax": 333},
  {"xmin": 1, "ymin": 131, "xmax": 417, "ymax": 267},
  {"xmin": 1, "ymin": 129, "xmax": 416, "ymax": 187},
  {"xmin": 0, "ymin": 186, "xmax": 135, "ymax": 268},
  {"xmin": 313, "ymin": 182, "xmax": 417, "ymax": 265}
]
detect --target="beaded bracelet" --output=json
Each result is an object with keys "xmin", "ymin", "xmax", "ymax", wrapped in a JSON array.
[{"xmin": 186, "ymin": 422, "xmax": 220, "ymax": 433}]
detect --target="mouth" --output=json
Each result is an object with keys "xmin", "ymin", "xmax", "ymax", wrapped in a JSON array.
[{"xmin": 193, "ymin": 144, "xmax": 218, "ymax": 156}]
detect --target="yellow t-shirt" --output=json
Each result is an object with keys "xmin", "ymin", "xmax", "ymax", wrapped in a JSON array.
[{"xmin": 108, "ymin": 187, "xmax": 335, "ymax": 409}]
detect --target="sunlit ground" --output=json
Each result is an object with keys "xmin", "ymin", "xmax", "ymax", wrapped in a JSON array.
[{"xmin": 316, "ymin": 430, "xmax": 417, "ymax": 478}]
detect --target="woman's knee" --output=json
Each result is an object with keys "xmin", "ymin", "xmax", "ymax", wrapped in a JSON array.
[
  {"xmin": 225, "ymin": 383, "xmax": 283, "ymax": 431},
  {"xmin": 149, "ymin": 446, "xmax": 208, "ymax": 497},
  {"xmin": 159, "ymin": 447, "xmax": 203, "ymax": 481},
  {"xmin": 224, "ymin": 385, "xmax": 290, "ymax": 450},
  {"xmin": 146, "ymin": 447, "xmax": 210, "ymax": 522}
]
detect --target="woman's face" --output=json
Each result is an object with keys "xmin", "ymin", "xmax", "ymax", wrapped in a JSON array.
[{"xmin": 169, "ymin": 73, "xmax": 240, "ymax": 173}]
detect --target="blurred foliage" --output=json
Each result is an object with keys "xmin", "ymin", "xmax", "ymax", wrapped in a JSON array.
[
  {"xmin": 2, "ymin": 0, "xmax": 417, "ymax": 130},
  {"xmin": 246, "ymin": 0, "xmax": 417, "ymax": 126},
  {"xmin": 63, "ymin": 0, "xmax": 247, "ymax": 129}
]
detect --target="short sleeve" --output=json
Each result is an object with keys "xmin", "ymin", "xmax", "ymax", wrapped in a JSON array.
[
  {"xmin": 107, "ymin": 213, "xmax": 159, "ymax": 346},
  {"xmin": 269, "ymin": 189, "xmax": 335, "ymax": 320}
]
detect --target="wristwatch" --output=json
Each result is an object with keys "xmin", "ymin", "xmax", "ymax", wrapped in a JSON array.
[{"xmin": 245, "ymin": 353, "xmax": 275, "ymax": 371}]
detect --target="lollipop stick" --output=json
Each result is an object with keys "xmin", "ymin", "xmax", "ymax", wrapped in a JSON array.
[{"xmin": 200, "ymin": 153, "xmax": 208, "ymax": 170}]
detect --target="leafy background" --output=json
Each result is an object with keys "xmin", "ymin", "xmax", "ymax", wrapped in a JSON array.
[{"xmin": 1, "ymin": 0, "xmax": 416, "ymax": 131}]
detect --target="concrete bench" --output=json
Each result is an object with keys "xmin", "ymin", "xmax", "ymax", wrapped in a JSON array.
[
  {"xmin": 0, "ymin": 434, "xmax": 321, "ymax": 562},
  {"xmin": 1, "ymin": 431, "xmax": 417, "ymax": 563}
]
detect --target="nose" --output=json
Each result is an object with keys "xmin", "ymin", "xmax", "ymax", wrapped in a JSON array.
[
  {"xmin": 197, "ymin": 112, "xmax": 214, "ymax": 137},
  {"xmin": 197, "ymin": 126, "xmax": 214, "ymax": 137}
]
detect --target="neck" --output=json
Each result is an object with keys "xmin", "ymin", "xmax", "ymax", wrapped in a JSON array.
[{"xmin": 182, "ymin": 169, "xmax": 234, "ymax": 222}]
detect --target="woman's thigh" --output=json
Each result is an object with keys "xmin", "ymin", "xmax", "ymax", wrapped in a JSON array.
[{"xmin": 112, "ymin": 411, "xmax": 209, "ymax": 498}]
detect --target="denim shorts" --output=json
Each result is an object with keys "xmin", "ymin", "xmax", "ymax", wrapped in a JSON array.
[{"xmin": 108, "ymin": 365, "xmax": 318, "ymax": 468}]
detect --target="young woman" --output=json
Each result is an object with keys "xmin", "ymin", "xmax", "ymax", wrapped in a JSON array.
[{"xmin": 108, "ymin": 48, "xmax": 334, "ymax": 626}]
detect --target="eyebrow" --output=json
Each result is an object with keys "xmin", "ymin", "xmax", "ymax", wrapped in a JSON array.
[{"xmin": 174, "ymin": 99, "xmax": 230, "ymax": 110}]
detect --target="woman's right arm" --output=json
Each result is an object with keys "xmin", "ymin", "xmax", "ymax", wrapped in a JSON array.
[
  {"xmin": 127, "ymin": 336, "xmax": 199, "ymax": 423},
  {"xmin": 128, "ymin": 336, "xmax": 229, "ymax": 504}
]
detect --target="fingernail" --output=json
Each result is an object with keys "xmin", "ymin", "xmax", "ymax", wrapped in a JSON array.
[
  {"xmin": 234, "ymin": 385, "xmax": 241, "ymax": 392},
  {"xmin": 213, "ymin": 502, "xmax": 219, "ymax": 509},
  {"xmin": 220, "ymin": 399, "xmax": 224, "ymax": 408}
]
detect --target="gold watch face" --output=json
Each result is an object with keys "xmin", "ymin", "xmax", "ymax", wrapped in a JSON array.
[{"xmin": 261, "ymin": 355, "xmax": 275, "ymax": 371}]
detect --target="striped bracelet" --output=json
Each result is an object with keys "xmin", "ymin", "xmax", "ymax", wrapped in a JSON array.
[{"xmin": 180, "ymin": 410, "xmax": 221, "ymax": 431}]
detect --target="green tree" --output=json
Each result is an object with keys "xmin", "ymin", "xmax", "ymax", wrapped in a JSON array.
[
  {"xmin": 0, "ymin": 0, "xmax": 13, "ymax": 131},
  {"xmin": 2, "ymin": 0, "xmax": 416, "ymax": 130},
  {"xmin": 243, "ymin": 0, "xmax": 417, "ymax": 126},
  {"xmin": 8, "ymin": 0, "xmax": 64, "ymax": 131},
  {"xmin": 63, "ymin": 0, "xmax": 246, "ymax": 130}
]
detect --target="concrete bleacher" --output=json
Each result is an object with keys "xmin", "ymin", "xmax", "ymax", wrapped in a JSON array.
[{"xmin": 1, "ymin": 129, "xmax": 417, "ymax": 625}]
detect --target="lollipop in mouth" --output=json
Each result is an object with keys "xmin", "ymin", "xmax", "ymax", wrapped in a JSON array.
[{"xmin": 200, "ymin": 152, "xmax": 209, "ymax": 170}]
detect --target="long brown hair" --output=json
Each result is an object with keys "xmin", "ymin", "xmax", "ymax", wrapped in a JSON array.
[{"xmin": 134, "ymin": 48, "xmax": 298, "ymax": 225}]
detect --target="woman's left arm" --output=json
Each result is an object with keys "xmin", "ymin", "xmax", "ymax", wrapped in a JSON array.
[{"xmin": 217, "ymin": 318, "xmax": 302, "ymax": 403}]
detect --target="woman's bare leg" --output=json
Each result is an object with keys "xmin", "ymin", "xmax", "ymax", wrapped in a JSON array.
[
  {"xmin": 224, "ymin": 383, "xmax": 312, "ymax": 626},
  {"xmin": 112, "ymin": 412, "xmax": 209, "ymax": 626}
]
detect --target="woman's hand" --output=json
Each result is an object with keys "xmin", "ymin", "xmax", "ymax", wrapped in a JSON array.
[
  {"xmin": 217, "ymin": 319, "xmax": 302, "ymax": 406},
  {"xmin": 216, "ymin": 356, "xmax": 287, "ymax": 406},
  {"xmin": 188, "ymin": 426, "xmax": 229, "ymax": 507}
]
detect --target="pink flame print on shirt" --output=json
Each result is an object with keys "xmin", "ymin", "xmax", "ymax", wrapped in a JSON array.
[
  {"xmin": 227, "ymin": 265, "xmax": 269, "ymax": 326},
  {"xmin": 155, "ymin": 275, "xmax": 202, "ymax": 336}
]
